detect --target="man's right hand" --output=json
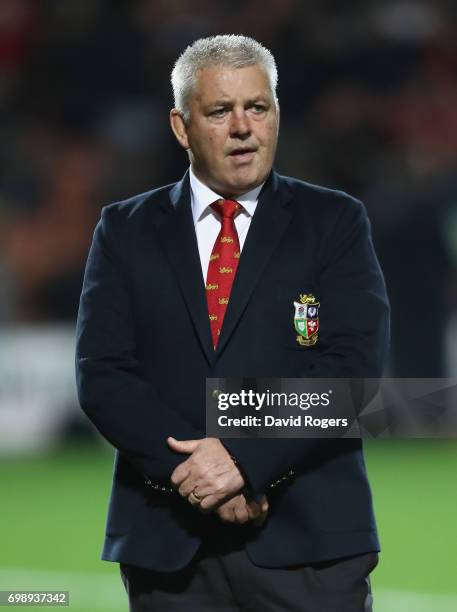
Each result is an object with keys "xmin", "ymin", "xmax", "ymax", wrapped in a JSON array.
[{"xmin": 214, "ymin": 494, "xmax": 269, "ymax": 526}]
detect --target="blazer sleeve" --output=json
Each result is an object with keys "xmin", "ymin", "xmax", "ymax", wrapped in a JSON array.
[
  {"xmin": 75, "ymin": 206, "xmax": 203, "ymax": 482},
  {"xmin": 222, "ymin": 196, "xmax": 390, "ymax": 497}
]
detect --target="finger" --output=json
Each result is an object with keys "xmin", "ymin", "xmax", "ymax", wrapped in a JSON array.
[
  {"xmin": 217, "ymin": 511, "xmax": 231, "ymax": 523},
  {"xmin": 246, "ymin": 500, "xmax": 261, "ymax": 520},
  {"xmin": 199, "ymin": 492, "xmax": 226, "ymax": 512},
  {"xmin": 198, "ymin": 502, "xmax": 212, "ymax": 514},
  {"xmin": 217, "ymin": 505, "xmax": 236, "ymax": 523},
  {"xmin": 167, "ymin": 437, "xmax": 201, "ymax": 453},
  {"xmin": 234, "ymin": 501, "xmax": 249, "ymax": 524},
  {"xmin": 177, "ymin": 474, "xmax": 225, "ymax": 500},
  {"xmin": 170, "ymin": 463, "xmax": 190, "ymax": 488},
  {"xmin": 188, "ymin": 492, "xmax": 202, "ymax": 507},
  {"xmin": 178, "ymin": 481, "xmax": 195, "ymax": 498},
  {"xmin": 185, "ymin": 481, "xmax": 223, "ymax": 500}
]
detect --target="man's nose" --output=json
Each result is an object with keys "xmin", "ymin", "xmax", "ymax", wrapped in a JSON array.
[{"xmin": 230, "ymin": 110, "xmax": 251, "ymax": 138}]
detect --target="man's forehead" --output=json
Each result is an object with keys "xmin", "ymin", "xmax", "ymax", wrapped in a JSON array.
[{"xmin": 192, "ymin": 64, "xmax": 273, "ymax": 101}]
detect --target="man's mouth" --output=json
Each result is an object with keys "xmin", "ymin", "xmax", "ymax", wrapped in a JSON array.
[{"xmin": 228, "ymin": 147, "xmax": 257, "ymax": 161}]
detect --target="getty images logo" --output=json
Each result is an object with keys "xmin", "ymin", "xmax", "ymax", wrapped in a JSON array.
[{"xmin": 216, "ymin": 389, "xmax": 333, "ymax": 411}]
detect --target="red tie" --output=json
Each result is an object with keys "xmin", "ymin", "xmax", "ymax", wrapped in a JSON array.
[{"xmin": 206, "ymin": 199, "xmax": 241, "ymax": 349}]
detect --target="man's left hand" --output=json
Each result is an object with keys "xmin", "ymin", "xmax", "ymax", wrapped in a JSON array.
[{"xmin": 168, "ymin": 436, "xmax": 245, "ymax": 510}]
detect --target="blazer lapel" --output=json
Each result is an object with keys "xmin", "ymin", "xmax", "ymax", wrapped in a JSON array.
[
  {"xmin": 154, "ymin": 172, "xmax": 215, "ymax": 365},
  {"xmin": 216, "ymin": 171, "xmax": 294, "ymax": 357}
]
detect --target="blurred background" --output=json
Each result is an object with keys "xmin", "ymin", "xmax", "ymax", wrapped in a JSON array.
[{"xmin": 0, "ymin": 1, "xmax": 456, "ymax": 610}]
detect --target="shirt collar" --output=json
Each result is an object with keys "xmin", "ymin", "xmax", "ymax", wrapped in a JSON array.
[{"xmin": 189, "ymin": 166, "xmax": 262, "ymax": 224}]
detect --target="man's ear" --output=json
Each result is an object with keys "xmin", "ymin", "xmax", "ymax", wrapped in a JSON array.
[{"xmin": 170, "ymin": 109, "xmax": 190, "ymax": 150}]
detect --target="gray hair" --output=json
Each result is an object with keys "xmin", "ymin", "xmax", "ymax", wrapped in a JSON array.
[{"xmin": 171, "ymin": 34, "xmax": 278, "ymax": 122}]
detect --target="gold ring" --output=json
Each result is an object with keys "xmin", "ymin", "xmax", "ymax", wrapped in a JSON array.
[
  {"xmin": 192, "ymin": 488, "xmax": 202, "ymax": 501},
  {"xmin": 188, "ymin": 491, "xmax": 201, "ymax": 506}
]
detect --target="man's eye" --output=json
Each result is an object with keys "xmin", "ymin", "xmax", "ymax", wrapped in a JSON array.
[
  {"xmin": 252, "ymin": 104, "xmax": 266, "ymax": 113},
  {"xmin": 211, "ymin": 109, "xmax": 227, "ymax": 117}
]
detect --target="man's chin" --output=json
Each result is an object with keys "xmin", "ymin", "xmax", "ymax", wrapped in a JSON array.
[{"xmin": 223, "ymin": 170, "xmax": 267, "ymax": 197}]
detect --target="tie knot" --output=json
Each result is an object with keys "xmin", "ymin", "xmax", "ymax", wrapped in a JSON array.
[{"xmin": 211, "ymin": 199, "xmax": 241, "ymax": 219}]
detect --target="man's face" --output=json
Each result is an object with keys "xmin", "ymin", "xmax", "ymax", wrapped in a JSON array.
[{"xmin": 171, "ymin": 64, "xmax": 279, "ymax": 198}]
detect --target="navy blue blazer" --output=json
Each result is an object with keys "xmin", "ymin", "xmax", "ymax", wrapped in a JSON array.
[{"xmin": 76, "ymin": 170, "xmax": 389, "ymax": 572}]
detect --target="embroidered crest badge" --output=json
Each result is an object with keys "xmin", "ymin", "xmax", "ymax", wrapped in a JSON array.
[{"xmin": 293, "ymin": 294, "xmax": 320, "ymax": 346}]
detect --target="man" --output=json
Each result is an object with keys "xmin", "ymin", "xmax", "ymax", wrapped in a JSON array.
[{"xmin": 76, "ymin": 35, "xmax": 389, "ymax": 611}]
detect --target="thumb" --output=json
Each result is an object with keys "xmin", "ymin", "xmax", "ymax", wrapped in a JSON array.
[{"xmin": 167, "ymin": 436, "xmax": 200, "ymax": 453}]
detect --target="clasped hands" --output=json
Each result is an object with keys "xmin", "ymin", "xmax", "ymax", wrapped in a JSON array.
[{"xmin": 167, "ymin": 436, "xmax": 268, "ymax": 526}]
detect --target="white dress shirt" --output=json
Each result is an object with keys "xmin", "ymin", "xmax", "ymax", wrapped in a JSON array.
[{"xmin": 189, "ymin": 166, "xmax": 263, "ymax": 281}]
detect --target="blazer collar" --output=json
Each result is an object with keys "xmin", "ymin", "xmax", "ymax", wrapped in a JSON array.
[{"xmin": 158, "ymin": 171, "xmax": 216, "ymax": 365}]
